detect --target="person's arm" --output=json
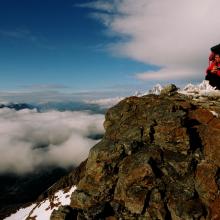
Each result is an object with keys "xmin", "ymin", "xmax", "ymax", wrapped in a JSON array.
[{"xmin": 207, "ymin": 63, "xmax": 217, "ymax": 74}]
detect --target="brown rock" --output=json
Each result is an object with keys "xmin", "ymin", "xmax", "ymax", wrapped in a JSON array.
[
  {"xmin": 195, "ymin": 162, "xmax": 218, "ymax": 205},
  {"xmin": 168, "ymin": 197, "xmax": 205, "ymax": 220},
  {"xmin": 68, "ymin": 90, "xmax": 220, "ymax": 219},
  {"xmin": 154, "ymin": 124, "xmax": 190, "ymax": 153},
  {"xmin": 189, "ymin": 108, "xmax": 214, "ymax": 124},
  {"xmin": 209, "ymin": 195, "xmax": 220, "ymax": 220},
  {"xmin": 145, "ymin": 189, "xmax": 166, "ymax": 220},
  {"xmin": 114, "ymin": 150, "xmax": 159, "ymax": 214},
  {"xmin": 198, "ymin": 125, "xmax": 220, "ymax": 166},
  {"xmin": 50, "ymin": 206, "xmax": 76, "ymax": 220}
]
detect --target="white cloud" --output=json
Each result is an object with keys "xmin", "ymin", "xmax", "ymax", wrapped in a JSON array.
[
  {"xmin": 83, "ymin": 0, "xmax": 220, "ymax": 81},
  {"xmin": 135, "ymin": 67, "xmax": 199, "ymax": 81},
  {"xmin": 20, "ymin": 84, "xmax": 69, "ymax": 90},
  {"xmin": 76, "ymin": 1, "xmax": 115, "ymax": 12},
  {"xmin": 0, "ymin": 89, "xmax": 130, "ymax": 103},
  {"xmin": 0, "ymin": 108, "xmax": 104, "ymax": 174},
  {"xmin": 84, "ymin": 96, "xmax": 124, "ymax": 108}
]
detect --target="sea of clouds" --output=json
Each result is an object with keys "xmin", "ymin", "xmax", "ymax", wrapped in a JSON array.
[
  {"xmin": 0, "ymin": 80, "xmax": 217, "ymax": 175},
  {"xmin": 0, "ymin": 107, "xmax": 104, "ymax": 174}
]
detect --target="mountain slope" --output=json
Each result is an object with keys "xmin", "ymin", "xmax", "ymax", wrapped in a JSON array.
[
  {"xmin": 5, "ymin": 83, "xmax": 220, "ymax": 220},
  {"xmin": 4, "ymin": 160, "xmax": 86, "ymax": 220}
]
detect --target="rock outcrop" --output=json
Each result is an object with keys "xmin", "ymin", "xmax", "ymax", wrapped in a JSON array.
[{"xmin": 65, "ymin": 87, "xmax": 220, "ymax": 220}]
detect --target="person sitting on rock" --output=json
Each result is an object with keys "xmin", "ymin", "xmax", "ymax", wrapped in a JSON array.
[{"xmin": 206, "ymin": 53, "xmax": 220, "ymax": 89}]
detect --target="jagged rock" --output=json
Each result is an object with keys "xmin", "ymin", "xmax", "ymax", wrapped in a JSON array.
[
  {"xmin": 50, "ymin": 205, "xmax": 76, "ymax": 220},
  {"xmin": 160, "ymin": 84, "xmax": 178, "ymax": 95},
  {"xmin": 114, "ymin": 150, "xmax": 160, "ymax": 214},
  {"xmin": 67, "ymin": 91, "xmax": 220, "ymax": 219}
]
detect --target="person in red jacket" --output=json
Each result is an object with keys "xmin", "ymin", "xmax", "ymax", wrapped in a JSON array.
[{"xmin": 206, "ymin": 54, "xmax": 220, "ymax": 89}]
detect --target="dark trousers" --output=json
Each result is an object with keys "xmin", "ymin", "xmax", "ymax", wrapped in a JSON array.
[{"xmin": 205, "ymin": 73, "xmax": 220, "ymax": 89}]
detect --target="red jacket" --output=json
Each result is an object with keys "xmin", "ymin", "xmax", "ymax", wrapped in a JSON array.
[{"xmin": 206, "ymin": 62, "xmax": 220, "ymax": 76}]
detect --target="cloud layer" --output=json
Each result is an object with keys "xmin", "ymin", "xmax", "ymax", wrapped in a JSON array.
[
  {"xmin": 85, "ymin": 96, "xmax": 124, "ymax": 109},
  {"xmin": 82, "ymin": 0, "xmax": 220, "ymax": 81},
  {"xmin": 0, "ymin": 108, "xmax": 104, "ymax": 174}
]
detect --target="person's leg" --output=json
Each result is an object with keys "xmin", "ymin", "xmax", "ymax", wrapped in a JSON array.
[
  {"xmin": 213, "ymin": 74, "xmax": 219, "ymax": 88},
  {"xmin": 216, "ymin": 76, "xmax": 220, "ymax": 90},
  {"xmin": 206, "ymin": 73, "xmax": 216, "ymax": 88}
]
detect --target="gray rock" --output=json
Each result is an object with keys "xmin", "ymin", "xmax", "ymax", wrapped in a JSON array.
[{"xmin": 160, "ymin": 84, "xmax": 178, "ymax": 95}]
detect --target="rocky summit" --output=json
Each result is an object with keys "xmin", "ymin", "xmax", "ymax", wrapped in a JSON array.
[
  {"xmin": 56, "ymin": 86, "xmax": 220, "ymax": 220},
  {"xmin": 7, "ymin": 85, "xmax": 218, "ymax": 220}
]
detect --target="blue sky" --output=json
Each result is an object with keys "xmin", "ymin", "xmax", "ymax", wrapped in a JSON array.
[
  {"xmin": 0, "ymin": 0, "xmax": 219, "ymax": 101},
  {"xmin": 0, "ymin": 0, "xmax": 155, "ymax": 94}
]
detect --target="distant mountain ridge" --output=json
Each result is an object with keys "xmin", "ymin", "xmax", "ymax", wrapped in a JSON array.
[
  {"xmin": 0, "ymin": 101, "xmax": 106, "ymax": 114},
  {"xmin": 37, "ymin": 101, "xmax": 105, "ymax": 114},
  {"xmin": 0, "ymin": 103, "xmax": 36, "ymax": 111}
]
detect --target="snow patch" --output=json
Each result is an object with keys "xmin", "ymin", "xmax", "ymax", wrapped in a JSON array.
[
  {"xmin": 210, "ymin": 110, "xmax": 218, "ymax": 118},
  {"xmin": 4, "ymin": 204, "xmax": 36, "ymax": 220},
  {"xmin": 148, "ymin": 84, "xmax": 163, "ymax": 95},
  {"xmin": 4, "ymin": 186, "xmax": 77, "ymax": 220},
  {"xmin": 179, "ymin": 80, "xmax": 220, "ymax": 97},
  {"xmin": 134, "ymin": 84, "xmax": 163, "ymax": 97}
]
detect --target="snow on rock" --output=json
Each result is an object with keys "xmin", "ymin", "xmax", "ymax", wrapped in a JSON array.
[
  {"xmin": 148, "ymin": 84, "xmax": 164, "ymax": 95},
  {"xmin": 85, "ymin": 84, "xmax": 164, "ymax": 108},
  {"xmin": 84, "ymin": 81, "xmax": 220, "ymax": 109},
  {"xmin": 210, "ymin": 110, "xmax": 219, "ymax": 117},
  {"xmin": 134, "ymin": 84, "xmax": 164, "ymax": 97},
  {"xmin": 4, "ymin": 186, "xmax": 76, "ymax": 220},
  {"xmin": 4, "ymin": 204, "xmax": 36, "ymax": 220},
  {"xmin": 179, "ymin": 80, "xmax": 220, "ymax": 97},
  {"xmin": 136, "ymin": 81, "xmax": 220, "ymax": 98},
  {"xmin": 139, "ymin": 81, "xmax": 220, "ymax": 97}
]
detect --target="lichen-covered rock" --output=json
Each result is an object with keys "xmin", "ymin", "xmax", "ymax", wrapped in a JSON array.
[
  {"xmin": 195, "ymin": 162, "xmax": 218, "ymax": 205},
  {"xmin": 50, "ymin": 206, "xmax": 76, "ymax": 220},
  {"xmin": 68, "ymin": 92, "xmax": 220, "ymax": 219},
  {"xmin": 160, "ymin": 84, "xmax": 178, "ymax": 95},
  {"xmin": 114, "ymin": 150, "xmax": 160, "ymax": 214}
]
